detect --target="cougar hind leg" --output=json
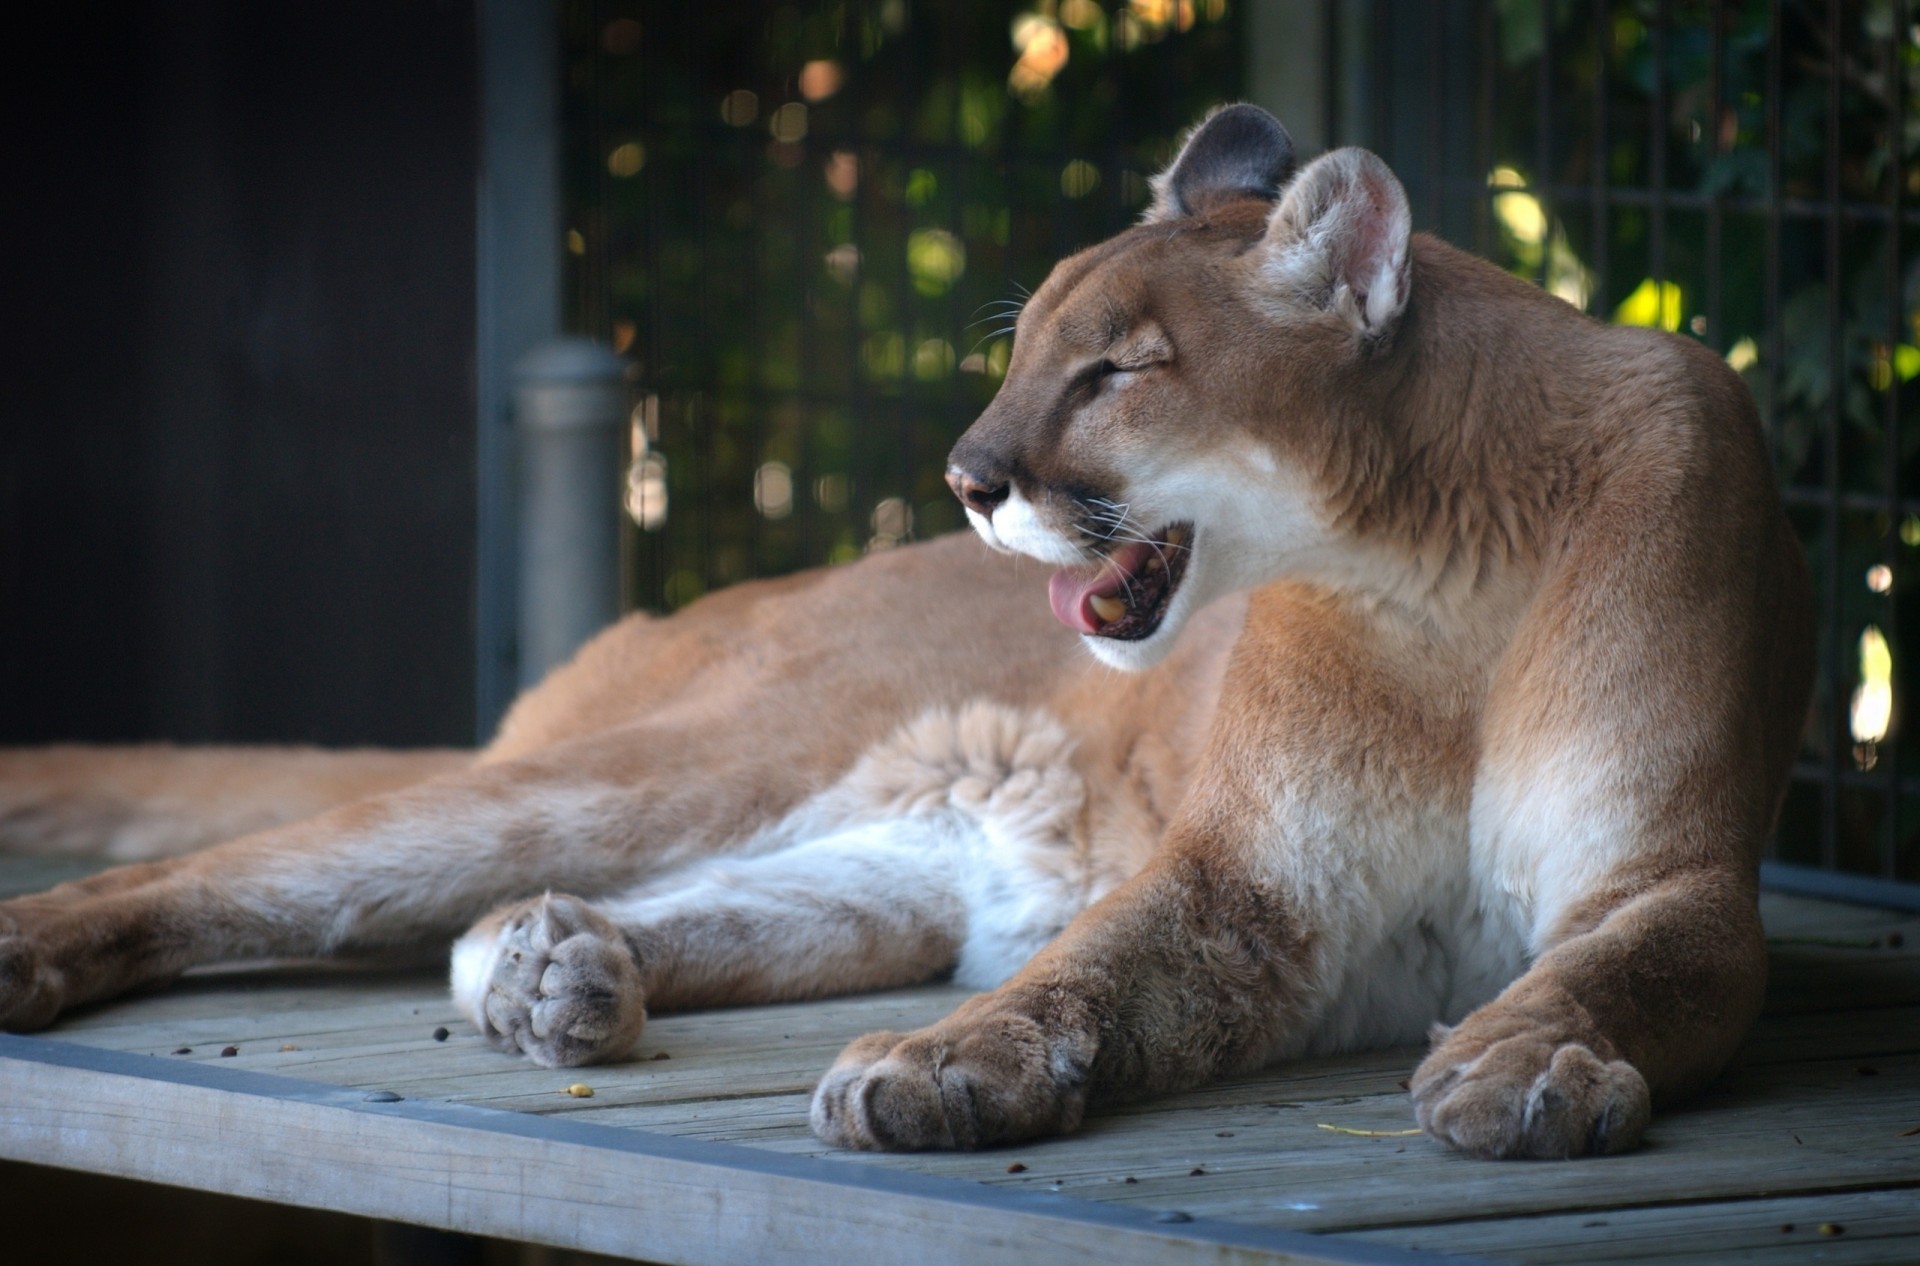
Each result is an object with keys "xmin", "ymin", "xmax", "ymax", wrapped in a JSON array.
[
  {"xmin": 449, "ymin": 808, "xmax": 1092, "ymax": 1068},
  {"xmin": 0, "ymin": 717, "xmax": 844, "ymax": 1032},
  {"xmin": 0, "ymin": 745, "xmax": 470, "ymax": 860}
]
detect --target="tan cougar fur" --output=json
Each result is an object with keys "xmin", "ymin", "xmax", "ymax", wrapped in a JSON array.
[{"xmin": 0, "ymin": 105, "xmax": 1811, "ymax": 1159}]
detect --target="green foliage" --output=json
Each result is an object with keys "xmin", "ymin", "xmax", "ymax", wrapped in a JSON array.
[{"xmin": 563, "ymin": 0, "xmax": 1241, "ymax": 607}]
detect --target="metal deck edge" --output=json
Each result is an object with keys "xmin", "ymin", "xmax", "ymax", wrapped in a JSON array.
[{"xmin": 0, "ymin": 1033, "xmax": 1486, "ymax": 1266}]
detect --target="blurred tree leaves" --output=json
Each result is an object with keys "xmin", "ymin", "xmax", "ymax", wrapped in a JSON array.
[{"xmin": 564, "ymin": 0, "xmax": 1239, "ymax": 603}]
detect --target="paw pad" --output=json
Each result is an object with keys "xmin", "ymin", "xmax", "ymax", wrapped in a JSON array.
[{"xmin": 466, "ymin": 896, "xmax": 647, "ymax": 1068}]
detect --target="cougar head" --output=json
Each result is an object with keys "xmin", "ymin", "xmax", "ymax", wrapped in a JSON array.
[{"xmin": 946, "ymin": 104, "xmax": 1413, "ymax": 670}]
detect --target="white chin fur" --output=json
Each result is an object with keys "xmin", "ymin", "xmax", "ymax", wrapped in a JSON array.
[{"xmin": 1080, "ymin": 621, "xmax": 1181, "ymax": 671}]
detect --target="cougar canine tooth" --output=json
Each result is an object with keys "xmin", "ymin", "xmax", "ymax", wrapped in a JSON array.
[{"xmin": 1089, "ymin": 594, "xmax": 1126, "ymax": 624}]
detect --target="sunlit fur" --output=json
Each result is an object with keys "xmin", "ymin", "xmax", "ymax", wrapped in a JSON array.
[{"xmin": 0, "ymin": 107, "xmax": 1809, "ymax": 1162}]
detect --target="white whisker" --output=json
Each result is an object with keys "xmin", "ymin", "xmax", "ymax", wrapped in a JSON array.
[{"xmin": 1072, "ymin": 499, "xmax": 1191, "ymax": 596}]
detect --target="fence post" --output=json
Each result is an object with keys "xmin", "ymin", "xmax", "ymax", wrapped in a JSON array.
[{"xmin": 514, "ymin": 338, "xmax": 626, "ymax": 687}]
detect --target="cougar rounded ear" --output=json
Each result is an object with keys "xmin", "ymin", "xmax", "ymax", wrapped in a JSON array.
[
  {"xmin": 1145, "ymin": 103, "xmax": 1297, "ymax": 222},
  {"xmin": 1263, "ymin": 147, "xmax": 1412, "ymax": 336}
]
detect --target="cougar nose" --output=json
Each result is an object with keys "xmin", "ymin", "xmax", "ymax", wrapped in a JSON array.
[{"xmin": 946, "ymin": 466, "xmax": 1010, "ymax": 518}]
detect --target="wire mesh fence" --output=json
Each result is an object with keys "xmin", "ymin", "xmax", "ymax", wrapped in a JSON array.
[
  {"xmin": 563, "ymin": 0, "xmax": 1240, "ymax": 610},
  {"xmin": 564, "ymin": 0, "xmax": 1917, "ymax": 895}
]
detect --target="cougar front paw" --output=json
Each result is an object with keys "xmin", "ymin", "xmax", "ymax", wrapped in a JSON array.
[
  {"xmin": 809, "ymin": 1011, "xmax": 1090, "ymax": 1150},
  {"xmin": 451, "ymin": 895, "xmax": 647, "ymax": 1068},
  {"xmin": 1412, "ymin": 1023, "xmax": 1650, "ymax": 1159}
]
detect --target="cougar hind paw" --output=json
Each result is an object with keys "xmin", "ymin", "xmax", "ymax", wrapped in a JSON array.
[{"xmin": 451, "ymin": 894, "xmax": 648, "ymax": 1068}]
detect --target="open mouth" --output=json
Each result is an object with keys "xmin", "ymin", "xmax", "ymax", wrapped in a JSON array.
[{"xmin": 1047, "ymin": 523, "xmax": 1193, "ymax": 640}]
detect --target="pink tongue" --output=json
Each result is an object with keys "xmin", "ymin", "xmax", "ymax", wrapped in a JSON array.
[{"xmin": 1047, "ymin": 541, "xmax": 1155, "ymax": 634}]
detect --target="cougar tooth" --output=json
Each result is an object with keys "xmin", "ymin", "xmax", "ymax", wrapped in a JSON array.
[
  {"xmin": 1089, "ymin": 595, "xmax": 1126, "ymax": 624},
  {"xmin": 1165, "ymin": 526, "xmax": 1189, "ymax": 547},
  {"xmin": 1145, "ymin": 556, "xmax": 1164, "ymax": 573}
]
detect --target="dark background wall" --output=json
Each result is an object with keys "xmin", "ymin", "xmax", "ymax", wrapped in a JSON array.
[{"xmin": 1, "ymin": 0, "xmax": 480, "ymax": 747}]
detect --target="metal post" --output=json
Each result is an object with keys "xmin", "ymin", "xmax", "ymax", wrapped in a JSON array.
[
  {"xmin": 514, "ymin": 339, "xmax": 626, "ymax": 686},
  {"xmin": 476, "ymin": 0, "xmax": 561, "ymax": 734}
]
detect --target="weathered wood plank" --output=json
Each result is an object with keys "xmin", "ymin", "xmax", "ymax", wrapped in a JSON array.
[
  {"xmin": 1763, "ymin": 948, "xmax": 1920, "ymax": 1013},
  {"xmin": 45, "ymin": 985, "xmax": 1920, "ymax": 1128},
  {"xmin": 0, "ymin": 1037, "xmax": 1450, "ymax": 1266},
  {"xmin": 4, "ymin": 855, "xmax": 1918, "ymax": 1264},
  {"xmin": 45, "ymin": 975, "xmax": 971, "ymax": 1107},
  {"xmin": 549, "ymin": 998, "xmax": 1920, "ymax": 1150},
  {"xmin": 199, "ymin": 990, "xmax": 1907, "ymax": 1129},
  {"xmin": 26, "ymin": 915, "xmax": 1920, "ymax": 1155},
  {"xmin": 386, "ymin": 1041, "xmax": 1918, "ymax": 1245},
  {"xmin": 1733, "ymin": 1004, "xmax": 1920, "ymax": 1067},
  {"xmin": 739, "ymin": 1051, "xmax": 1920, "ymax": 1234},
  {"xmin": 1346, "ymin": 1189, "xmax": 1920, "ymax": 1263}
]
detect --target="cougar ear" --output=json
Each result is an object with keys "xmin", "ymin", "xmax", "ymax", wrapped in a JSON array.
[
  {"xmin": 1264, "ymin": 147, "xmax": 1412, "ymax": 336},
  {"xmin": 1145, "ymin": 104, "xmax": 1297, "ymax": 222}
]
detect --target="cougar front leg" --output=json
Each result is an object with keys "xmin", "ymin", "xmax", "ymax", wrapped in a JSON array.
[
  {"xmin": 809, "ymin": 844, "xmax": 1312, "ymax": 1150},
  {"xmin": 1412, "ymin": 868, "xmax": 1765, "ymax": 1159},
  {"xmin": 809, "ymin": 598, "xmax": 1470, "ymax": 1152},
  {"xmin": 0, "ymin": 725, "xmax": 826, "ymax": 1031}
]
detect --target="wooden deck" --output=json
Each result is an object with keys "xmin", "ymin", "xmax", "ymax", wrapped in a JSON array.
[{"xmin": 1, "ymin": 857, "xmax": 1916, "ymax": 1264}]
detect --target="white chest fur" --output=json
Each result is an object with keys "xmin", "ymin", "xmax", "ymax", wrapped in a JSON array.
[{"xmin": 1301, "ymin": 873, "xmax": 1532, "ymax": 1055}]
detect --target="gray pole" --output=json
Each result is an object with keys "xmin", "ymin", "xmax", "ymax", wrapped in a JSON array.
[
  {"xmin": 514, "ymin": 339, "xmax": 627, "ymax": 687},
  {"xmin": 476, "ymin": 0, "xmax": 562, "ymax": 734}
]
